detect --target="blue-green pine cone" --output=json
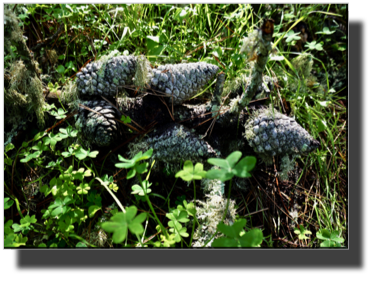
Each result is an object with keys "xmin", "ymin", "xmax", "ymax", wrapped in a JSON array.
[
  {"xmin": 75, "ymin": 100, "xmax": 121, "ymax": 147},
  {"xmin": 145, "ymin": 123, "xmax": 218, "ymax": 163},
  {"xmin": 149, "ymin": 62, "xmax": 220, "ymax": 106},
  {"xmin": 244, "ymin": 109, "xmax": 320, "ymax": 157},
  {"xmin": 76, "ymin": 56, "xmax": 138, "ymax": 97}
]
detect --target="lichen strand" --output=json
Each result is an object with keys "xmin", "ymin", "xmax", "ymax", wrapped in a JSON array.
[
  {"xmin": 133, "ymin": 55, "xmax": 153, "ymax": 90},
  {"xmin": 278, "ymin": 154, "xmax": 298, "ymax": 181},
  {"xmin": 192, "ymin": 177, "xmax": 236, "ymax": 247},
  {"xmin": 291, "ymin": 53, "xmax": 313, "ymax": 79},
  {"xmin": 5, "ymin": 60, "xmax": 45, "ymax": 127},
  {"xmin": 146, "ymin": 123, "xmax": 218, "ymax": 164},
  {"xmin": 244, "ymin": 108, "xmax": 320, "ymax": 159},
  {"xmin": 61, "ymin": 80, "xmax": 79, "ymax": 108},
  {"xmin": 237, "ymin": 29, "xmax": 272, "ymax": 110}
]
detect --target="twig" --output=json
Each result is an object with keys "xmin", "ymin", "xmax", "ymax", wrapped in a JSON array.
[
  {"xmin": 243, "ymin": 208, "xmax": 269, "ymax": 217},
  {"xmin": 31, "ymin": 24, "xmax": 64, "ymax": 51}
]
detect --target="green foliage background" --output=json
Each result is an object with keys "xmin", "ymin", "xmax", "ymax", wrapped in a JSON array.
[{"xmin": 4, "ymin": 4, "xmax": 347, "ymax": 248}]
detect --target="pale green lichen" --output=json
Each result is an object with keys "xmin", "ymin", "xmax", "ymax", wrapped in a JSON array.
[
  {"xmin": 240, "ymin": 30, "xmax": 261, "ymax": 60},
  {"xmin": 61, "ymin": 80, "xmax": 79, "ymax": 109},
  {"xmin": 191, "ymin": 175, "xmax": 237, "ymax": 247},
  {"xmin": 134, "ymin": 55, "xmax": 152, "ymax": 90},
  {"xmin": 5, "ymin": 60, "xmax": 45, "ymax": 127},
  {"xmin": 291, "ymin": 53, "xmax": 313, "ymax": 79},
  {"xmin": 4, "ymin": 7, "xmax": 24, "ymax": 53},
  {"xmin": 278, "ymin": 154, "xmax": 298, "ymax": 181}
]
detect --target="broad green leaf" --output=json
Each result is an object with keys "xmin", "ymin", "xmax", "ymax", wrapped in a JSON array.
[
  {"xmin": 57, "ymin": 65, "xmax": 65, "ymax": 74},
  {"xmin": 305, "ymin": 41, "xmax": 324, "ymax": 51},
  {"xmin": 127, "ymin": 168, "xmax": 136, "ymax": 179},
  {"xmin": 76, "ymin": 242, "xmax": 87, "ymax": 248},
  {"xmin": 239, "ymin": 228, "xmax": 263, "ymax": 247},
  {"xmin": 294, "ymin": 225, "xmax": 312, "ymax": 240},
  {"xmin": 20, "ymin": 151, "xmax": 41, "ymax": 163},
  {"xmin": 217, "ymin": 219, "xmax": 246, "ymax": 238},
  {"xmin": 4, "ymin": 220, "xmax": 14, "ymax": 235},
  {"xmin": 212, "ymin": 237, "xmax": 239, "ymax": 247},
  {"xmin": 317, "ymin": 229, "xmax": 345, "ymax": 247},
  {"xmin": 115, "ymin": 155, "xmax": 136, "ymax": 169},
  {"xmin": 316, "ymin": 26, "xmax": 336, "ymax": 35},
  {"xmin": 5, "ymin": 143, "xmax": 15, "ymax": 152},
  {"xmin": 316, "ymin": 119, "xmax": 327, "ymax": 133},
  {"xmin": 59, "ymin": 126, "xmax": 78, "ymax": 138},
  {"xmin": 225, "ymin": 151, "xmax": 242, "ymax": 168},
  {"xmin": 285, "ymin": 30, "xmax": 301, "ymax": 43},
  {"xmin": 32, "ymin": 141, "xmax": 49, "ymax": 152},
  {"xmin": 233, "ymin": 156, "xmax": 256, "ymax": 178},
  {"xmin": 77, "ymin": 182, "xmax": 90, "ymax": 195},
  {"xmin": 21, "ymin": 215, "xmax": 37, "ymax": 225},
  {"xmin": 121, "ymin": 115, "xmax": 131, "ymax": 124},
  {"xmin": 4, "ymin": 197, "xmax": 14, "ymax": 210},
  {"xmin": 175, "ymin": 160, "xmax": 206, "ymax": 181},
  {"xmin": 205, "ymin": 168, "xmax": 234, "ymax": 182},
  {"xmin": 101, "ymin": 206, "xmax": 146, "ymax": 243},
  {"xmin": 135, "ymin": 162, "xmax": 148, "ymax": 174},
  {"xmin": 207, "ymin": 158, "xmax": 229, "ymax": 169}
]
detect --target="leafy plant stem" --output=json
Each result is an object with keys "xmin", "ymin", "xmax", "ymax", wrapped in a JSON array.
[
  {"xmin": 95, "ymin": 177, "xmax": 125, "ymax": 213},
  {"xmin": 189, "ymin": 180, "xmax": 196, "ymax": 246},
  {"xmin": 222, "ymin": 179, "xmax": 233, "ymax": 222},
  {"xmin": 100, "ymin": 150, "xmax": 112, "ymax": 176},
  {"xmin": 136, "ymin": 173, "xmax": 169, "ymax": 239},
  {"xmin": 15, "ymin": 198, "xmax": 25, "ymax": 218}
]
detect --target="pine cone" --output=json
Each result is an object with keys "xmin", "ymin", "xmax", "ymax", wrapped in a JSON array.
[
  {"xmin": 244, "ymin": 109, "xmax": 319, "ymax": 157},
  {"xmin": 75, "ymin": 100, "xmax": 121, "ymax": 147},
  {"xmin": 76, "ymin": 56, "xmax": 138, "ymax": 97},
  {"xmin": 149, "ymin": 62, "xmax": 220, "ymax": 105},
  {"xmin": 145, "ymin": 123, "xmax": 218, "ymax": 163}
]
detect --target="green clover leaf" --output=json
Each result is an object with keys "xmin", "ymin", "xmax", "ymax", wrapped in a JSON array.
[
  {"xmin": 294, "ymin": 225, "xmax": 312, "ymax": 241},
  {"xmin": 285, "ymin": 30, "xmax": 301, "ymax": 43},
  {"xmin": 175, "ymin": 160, "xmax": 207, "ymax": 182},
  {"xmin": 32, "ymin": 141, "xmax": 49, "ymax": 152},
  {"xmin": 88, "ymin": 205, "xmax": 102, "ymax": 218},
  {"xmin": 211, "ymin": 219, "xmax": 263, "ymax": 248},
  {"xmin": 101, "ymin": 206, "xmax": 147, "ymax": 244},
  {"xmin": 4, "ymin": 197, "xmax": 14, "ymax": 210},
  {"xmin": 72, "ymin": 168, "xmax": 92, "ymax": 181},
  {"xmin": 315, "ymin": 26, "xmax": 335, "ymax": 35},
  {"xmin": 121, "ymin": 115, "xmax": 131, "ymax": 124},
  {"xmin": 20, "ymin": 150, "xmax": 41, "ymax": 163},
  {"xmin": 316, "ymin": 229, "xmax": 345, "ymax": 247},
  {"xmin": 49, "ymin": 108, "xmax": 67, "ymax": 120},
  {"xmin": 74, "ymin": 147, "xmax": 99, "ymax": 160},
  {"xmin": 305, "ymin": 41, "xmax": 324, "ymax": 51},
  {"xmin": 206, "ymin": 151, "xmax": 256, "ymax": 182},
  {"xmin": 115, "ymin": 148, "xmax": 153, "ymax": 169},
  {"xmin": 77, "ymin": 182, "xmax": 90, "ymax": 195},
  {"xmin": 43, "ymin": 133, "xmax": 64, "ymax": 149},
  {"xmin": 58, "ymin": 126, "xmax": 78, "ymax": 139},
  {"xmin": 131, "ymin": 180, "xmax": 152, "ymax": 196}
]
